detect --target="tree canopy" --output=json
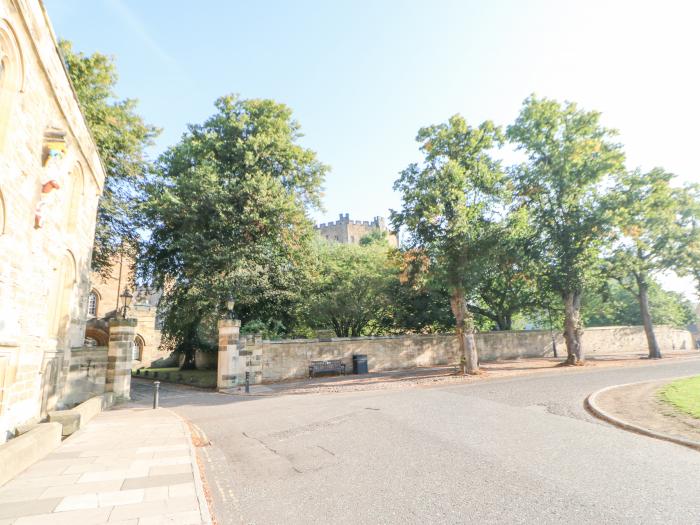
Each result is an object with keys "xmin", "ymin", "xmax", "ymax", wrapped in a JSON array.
[
  {"xmin": 507, "ymin": 95, "xmax": 626, "ymax": 364},
  {"xmin": 59, "ymin": 40, "xmax": 159, "ymax": 275},
  {"xmin": 606, "ymin": 168, "xmax": 689, "ymax": 357},
  {"xmin": 392, "ymin": 116, "xmax": 505, "ymax": 373},
  {"xmin": 141, "ymin": 95, "xmax": 327, "ymax": 367},
  {"xmin": 305, "ymin": 240, "xmax": 395, "ymax": 337}
]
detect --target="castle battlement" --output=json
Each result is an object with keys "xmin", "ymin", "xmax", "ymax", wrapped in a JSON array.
[{"xmin": 315, "ymin": 213, "xmax": 398, "ymax": 248}]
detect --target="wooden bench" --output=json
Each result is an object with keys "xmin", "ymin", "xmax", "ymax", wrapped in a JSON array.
[{"xmin": 309, "ymin": 359, "xmax": 346, "ymax": 378}]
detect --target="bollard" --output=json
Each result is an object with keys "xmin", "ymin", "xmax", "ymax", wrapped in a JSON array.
[
  {"xmin": 153, "ymin": 381, "xmax": 160, "ymax": 409},
  {"xmin": 245, "ymin": 371, "xmax": 250, "ymax": 394}
]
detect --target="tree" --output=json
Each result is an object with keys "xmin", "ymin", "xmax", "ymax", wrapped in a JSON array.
[
  {"xmin": 141, "ymin": 95, "xmax": 326, "ymax": 368},
  {"xmin": 468, "ymin": 208, "xmax": 540, "ymax": 330},
  {"xmin": 59, "ymin": 41, "xmax": 159, "ymax": 275},
  {"xmin": 507, "ymin": 95, "xmax": 625, "ymax": 364},
  {"xmin": 583, "ymin": 279, "xmax": 696, "ymax": 329},
  {"xmin": 386, "ymin": 249, "xmax": 455, "ymax": 334},
  {"xmin": 607, "ymin": 168, "xmax": 687, "ymax": 358},
  {"xmin": 674, "ymin": 183, "xmax": 700, "ymax": 293},
  {"xmin": 307, "ymin": 240, "xmax": 395, "ymax": 337},
  {"xmin": 392, "ymin": 116, "xmax": 505, "ymax": 373}
]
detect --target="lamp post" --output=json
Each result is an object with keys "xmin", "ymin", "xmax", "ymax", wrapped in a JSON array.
[
  {"xmin": 119, "ymin": 287, "xmax": 133, "ymax": 319},
  {"xmin": 225, "ymin": 294, "xmax": 236, "ymax": 320}
]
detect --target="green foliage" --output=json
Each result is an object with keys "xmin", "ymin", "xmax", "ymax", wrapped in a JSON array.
[
  {"xmin": 59, "ymin": 40, "xmax": 159, "ymax": 275},
  {"xmin": 305, "ymin": 240, "xmax": 395, "ymax": 337},
  {"xmin": 507, "ymin": 95, "xmax": 625, "ymax": 297},
  {"xmin": 392, "ymin": 115, "xmax": 506, "ymax": 371},
  {"xmin": 583, "ymin": 279, "xmax": 696, "ymax": 328},
  {"xmin": 507, "ymin": 95, "xmax": 626, "ymax": 361},
  {"xmin": 392, "ymin": 116, "xmax": 505, "ymax": 293},
  {"xmin": 241, "ymin": 318, "xmax": 286, "ymax": 340},
  {"xmin": 359, "ymin": 230, "xmax": 389, "ymax": 246},
  {"xmin": 468, "ymin": 208, "xmax": 542, "ymax": 330},
  {"xmin": 674, "ymin": 183, "xmax": 700, "ymax": 293},
  {"xmin": 141, "ymin": 95, "xmax": 327, "ymax": 367},
  {"xmin": 607, "ymin": 168, "xmax": 686, "ymax": 283}
]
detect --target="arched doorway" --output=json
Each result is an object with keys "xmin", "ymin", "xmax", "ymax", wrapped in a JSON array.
[{"xmin": 133, "ymin": 334, "xmax": 145, "ymax": 361}]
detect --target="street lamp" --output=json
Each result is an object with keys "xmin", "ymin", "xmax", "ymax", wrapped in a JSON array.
[
  {"xmin": 225, "ymin": 294, "xmax": 236, "ymax": 320},
  {"xmin": 119, "ymin": 287, "xmax": 133, "ymax": 319}
]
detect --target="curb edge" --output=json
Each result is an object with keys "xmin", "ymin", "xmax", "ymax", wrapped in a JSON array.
[
  {"xmin": 585, "ymin": 376, "xmax": 700, "ymax": 453},
  {"xmin": 162, "ymin": 408, "xmax": 214, "ymax": 525}
]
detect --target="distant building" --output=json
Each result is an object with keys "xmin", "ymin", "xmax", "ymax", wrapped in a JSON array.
[
  {"xmin": 85, "ymin": 257, "xmax": 165, "ymax": 367},
  {"xmin": 316, "ymin": 214, "xmax": 399, "ymax": 248}
]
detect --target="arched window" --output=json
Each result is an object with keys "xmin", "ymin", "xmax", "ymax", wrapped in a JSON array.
[
  {"xmin": 49, "ymin": 250, "xmax": 77, "ymax": 340},
  {"xmin": 0, "ymin": 20, "xmax": 23, "ymax": 149},
  {"xmin": 133, "ymin": 335, "xmax": 145, "ymax": 361},
  {"xmin": 87, "ymin": 290, "xmax": 98, "ymax": 317},
  {"xmin": 64, "ymin": 163, "xmax": 84, "ymax": 233}
]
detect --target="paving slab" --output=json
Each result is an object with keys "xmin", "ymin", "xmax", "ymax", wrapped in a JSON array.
[{"xmin": 0, "ymin": 408, "xmax": 211, "ymax": 524}]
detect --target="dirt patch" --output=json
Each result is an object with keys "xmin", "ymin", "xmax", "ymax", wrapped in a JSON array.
[{"xmin": 595, "ymin": 379, "xmax": 700, "ymax": 443}]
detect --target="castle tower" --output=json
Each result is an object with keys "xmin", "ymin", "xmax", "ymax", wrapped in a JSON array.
[{"xmin": 315, "ymin": 213, "xmax": 399, "ymax": 248}]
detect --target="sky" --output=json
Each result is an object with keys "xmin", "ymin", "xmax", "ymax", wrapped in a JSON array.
[{"xmin": 45, "ymin": 0, "xmax": 699, "ymax": 297}]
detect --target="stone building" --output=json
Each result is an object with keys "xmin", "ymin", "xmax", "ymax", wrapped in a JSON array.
[
  {"xmin": 85, "ymin": 257, "xmax": 165, "ymax": 367},
  {"xmin": 0, "ymin": 0, "xmax": 106, "ymax": 440},
  {"xmin": 316, "ymin": 213, "xmax": 398, "ymax": 248}
]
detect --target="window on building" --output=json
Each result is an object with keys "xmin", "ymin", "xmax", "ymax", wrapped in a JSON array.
[
  {"xmin": 87, "ymin": 290, "xmax": 98, "ymax": 317},
  {"xmin": 351, "ymin": 236, "xmax": 355, "ymax": 243}
]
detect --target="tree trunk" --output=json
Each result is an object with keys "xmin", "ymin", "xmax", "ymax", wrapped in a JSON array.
[
  {"xmin": 496, "ymin": 313, "xmax": 512, "ymax": 331},
  {"xmin": 450, "ymin": 289, "xmax": 479, "ymax": 374},
  {"xmin": 562, "ymin": 291, "xmax": 584, "ymax": 365},
  {"xmin": 180, "ymin": 346, "xmax": 197, "ymax": 370},
  {"xmin": 636, "ymin": 275, "xmax": 661, "ymax": 359}
]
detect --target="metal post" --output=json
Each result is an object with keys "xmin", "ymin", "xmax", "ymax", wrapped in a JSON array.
[
  {"xmin": 245, "ymin": 371, "xmax": 250, "ymax": 394},
  {"xmin": 153, "ymin": 381, "xmax": 160, "ymax": 409}
]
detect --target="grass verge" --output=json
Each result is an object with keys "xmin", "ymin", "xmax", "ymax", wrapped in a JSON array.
[
  {"xmin": 132, "ymin": 367, "xmax": 216, "ymax": 389},
  {"xmin": 659, "ymin": 375, "xmax": 700, "ymax": 419}
]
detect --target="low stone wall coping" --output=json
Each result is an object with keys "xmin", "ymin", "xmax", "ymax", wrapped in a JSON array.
[
  {"xmin": 0, "ymin": 423, "xmax": 62, "ymax": 486},
  {"xmin": 48, "ymin": 393, "xmax": 114, "ymax": 438},
  {"xmin": 260, "ymin": 325, "xmax": 687, "ymax": 345}
]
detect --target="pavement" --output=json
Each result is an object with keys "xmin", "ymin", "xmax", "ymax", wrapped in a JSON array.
[
  {"xmin": 0, "ymin": 407, "xmax": 211, "ymax": 524},
  {"xmin": 130, "ymin": 355, "xmax": 700, "ymax": 524}
]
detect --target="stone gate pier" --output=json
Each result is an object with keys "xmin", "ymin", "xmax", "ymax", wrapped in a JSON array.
[
  {"xmin": 217, "ymin": 319, "xmax": 263, "ymax": 390},
  {"xmin": 106, "ymin": 318, "xmax": 137, "ymax": 400}
]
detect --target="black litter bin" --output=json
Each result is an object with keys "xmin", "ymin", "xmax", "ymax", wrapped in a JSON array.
[{"xmin": 352, "ymin": 354, "xmax": 368, "ymax": 375}]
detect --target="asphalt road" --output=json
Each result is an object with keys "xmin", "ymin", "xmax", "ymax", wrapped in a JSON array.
[{"xmin": 130, "ymin": 357, "xmax": 700, "ymax": 524}]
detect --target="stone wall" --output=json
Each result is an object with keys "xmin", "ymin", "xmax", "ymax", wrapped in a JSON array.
[
  {"xmin": 61, "ymin": 346, "xmax": 108, "ymax": 407},
  {"xmin": 0, "ymin": 0, "xmax": 105, "ymax": 441},
  {"xmin": 253, "ymin": 326, "xmax": 695, "ymax": 383}
]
